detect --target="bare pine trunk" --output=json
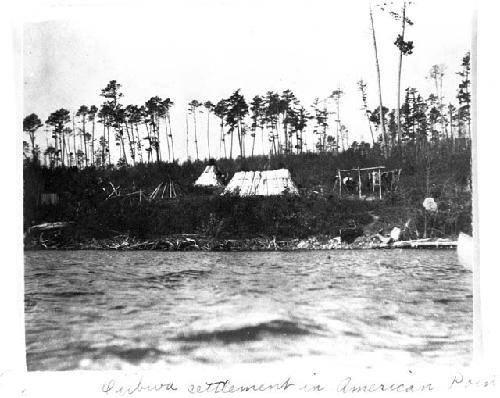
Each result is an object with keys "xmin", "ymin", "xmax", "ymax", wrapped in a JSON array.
[
  {"xmin": 465, "ymin": 69, "xmax": 471, "ymax": 139},
  {"xmin": 91, "ymin": 119, "xmax": 95, "ymax": 166},
  {"xmin": 219, "ymin": 119, "xmax": 226, "ymax": 159},
  {"xmin": 336, "ymin": 100, "xmax": 343, "ymax": 152},
  {"xmin": 145, "ymin": 123, "xmax": 151, "ymax": 163},
  {"xmin": 449, "ymin": 107, "xmax": 455, "ymax": 153},
  {"xmin": 58, "ymin": 134, "xmax": 62, "ymax": 166},
  {"xmin": 167, "ymin": 112, "xmax": 174, "ymax": 162},
  {"xmin": 83, "ymin": 118, "xmax": 88, "ymax": 167},
  {"xmin": 101, "ymin": 122, "xmax": 106, "ymax": 166},
  {"xmin": 193, "ymin": 112, "xmax": 199, "ymax": 160},
  {"xmin": 361, "ymin": 88, "xmax": 376, "ymax": 147},
  {"xmin": 30, "ymin": 133, "xmax": 36, "ymax": 162},
  {"xmin": 185, "ymin": 113, "xmax": 190, "ymax": 160},
  {"xmin": 107, "ymin": 126, "xmax": 111, "ymax": 165},
  {"xmin": 155, "ymin": 118, "xmax": 161, "ymax": 162},
  {"xmin": 125, "ymin": 123, "xmax": 135, "ymax": 165},
  {"xmin": 370, "ymin": 6, "xmax": 388, "ymax": 157},
  {"xmin": 164, "ymin": 117, "xmax": 171, "ymax": 162},
  {"xmin": 368, "ymin": 118, "xmax": 375, "ymax": 147},
  {"xmin": 251, "ymin": 128, "xmax": 256, "ymax": 157},
  {"xmin": 276, "ymin": 119, "xmax": 282, "ymax": 154},
  {"xmin": 135, "ymin": 124, "xmax": 143, "ymax": 163},
  {"xmin": 120, "ymin": 126, "xmax": 128, "ymax": 165},
  {"xmin": 237, "ymin": 120, "xmax": 243, "ymax": 158},
  {"xmin": 395, "ymin": 3, "xmax": 406, "ymax": 146},
  {"xmin": 206, "ymin": 112, "xmax": 211, "ymax": 159},
  {"xmin": 440, "ymin": 80, "xmax": 446, "ymax": 140},
  {"xmin": 62, "ymin": 129, "xmax": 67, "ymax": 167},
  {"xmin": 283, "ymin": 110, "xmax": 288, "ymax": 153},
  {"xmin": 72, "ymin": 117, "xmax": 77, "ymax": 166},
  {"xmin": 261, "ymin": 126, "xmax": 265, "ymax": 155},
  {"xmin": 79, "ymin": 123, "xmax": 83, "ymax": 166},
  {"xmin": 230, "ymin": 128, "xmax": 234, "ymax": 160},
  {"xmin": 54, "ymin": 131, "xmax": 59, "ymax": 166}
]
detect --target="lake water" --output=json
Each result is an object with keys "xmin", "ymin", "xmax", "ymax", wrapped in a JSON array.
[{"xmin": 24, "ymin": 250, "xmax": 472, "ymax": 371}]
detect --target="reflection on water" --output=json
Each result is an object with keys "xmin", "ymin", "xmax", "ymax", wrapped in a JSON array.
[{"xmin": 24, "ymin": 250, "xmax": 472, "ymax": 370}]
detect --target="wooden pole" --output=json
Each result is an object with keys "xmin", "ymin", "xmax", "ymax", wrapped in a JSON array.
[
  {"xmin": 338, "ymin": 169, "xmax": 342, "ymax": 196},
  {"xmin": 358, "ymin": 167, "xmax": 362, "ymax": 199},
  {"xmin": 72, "ymin": 112, "xmax": 76, "ymax": 167},
  {"xmin": 185, "ymin": 113, "xmax": 190, "ymax": 161},
  {"xmin": 378, "ymin": 169, "xmax": 382, "ymax": 200},
  {"xmin": 207, "ymin": 110, "xmax": 211, "ymax": 160},
  {"xmin": 91, "ymin": 117, "xmax": 95, "ymax": 166}
]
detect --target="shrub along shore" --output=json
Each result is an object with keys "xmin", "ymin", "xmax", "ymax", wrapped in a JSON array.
[{"xmin": 23, "ymin": 144, "xmax": 472, "ymax": 251}]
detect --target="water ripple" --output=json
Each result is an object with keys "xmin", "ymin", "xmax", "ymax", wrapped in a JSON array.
[{"xmin": 24, "ymin": 250, "xmax": 472, "ymax": 370}]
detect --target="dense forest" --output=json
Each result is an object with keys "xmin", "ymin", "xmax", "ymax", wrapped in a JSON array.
[{"xmin": 23, "ymin": 2, "xmax": 472, "ymax": 247}]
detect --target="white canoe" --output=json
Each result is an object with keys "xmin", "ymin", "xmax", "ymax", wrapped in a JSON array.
[{"xmin": 457, "ymin": 232, "xmax": 473, "ymax": 270}]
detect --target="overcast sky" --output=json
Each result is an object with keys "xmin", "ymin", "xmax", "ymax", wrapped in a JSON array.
[{"xmin": 23, "ymin": 0, "xmax": 474, "ymax": 162}]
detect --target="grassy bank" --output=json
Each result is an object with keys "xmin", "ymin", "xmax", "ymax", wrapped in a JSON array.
[{"xmin": 23, "ymin": 143, "xmax": 472, "ymax": 247}]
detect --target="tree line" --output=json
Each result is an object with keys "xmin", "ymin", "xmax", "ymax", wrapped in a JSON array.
[
  {"xmin": 23, "ymin": 2, "xmax": 471, "ymax": 168},
  {"xmin": 362, "ymin": 51, "xmax": 471, "ymax": 160},
  {"xmin": 23, "ymin": 56, "xmax": 470, "ymax": 169}
]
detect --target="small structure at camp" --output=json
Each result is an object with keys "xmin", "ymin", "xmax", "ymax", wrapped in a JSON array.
[
  {"xmin": 336, "ymin": 166, "xmax": 401, "ymax": 199},
  {"xmin": 223, "ymin": 169, "xmax": 298, "ymax": 196},
  {"xmin": 194, "ymin": 164, "xmax": 224, "ymax": 188}
]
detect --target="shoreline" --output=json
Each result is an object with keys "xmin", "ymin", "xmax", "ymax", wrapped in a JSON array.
[{"xmin": 24, "ymin": 233, "xmax": 458, "ymax": 252}]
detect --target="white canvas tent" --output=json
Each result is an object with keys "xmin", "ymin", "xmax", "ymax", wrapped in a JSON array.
[
  {"xmin": 194, "ymin": 165, "xmax": 223, "ymax": 187},
  {"xmin": 222, "ymin": 169, "xmax": 298, "ymax": 196}
]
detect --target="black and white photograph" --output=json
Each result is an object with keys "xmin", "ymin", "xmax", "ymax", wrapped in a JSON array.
[{"xmin": 4, "ymin": 0, "xmax": 500, "ymax": 395}]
